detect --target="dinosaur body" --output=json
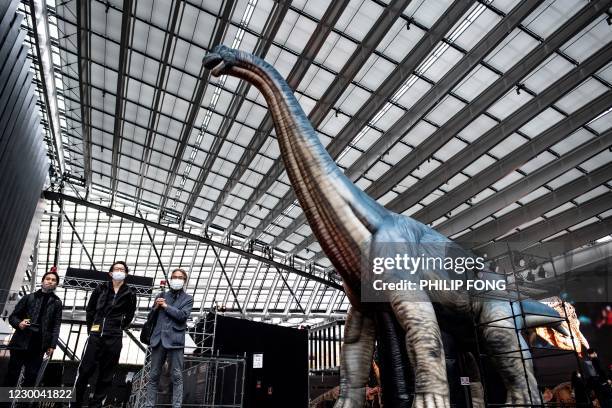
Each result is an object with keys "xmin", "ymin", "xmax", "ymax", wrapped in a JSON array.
[{"xmin": 203, "ymin": 46, "xmax": 566, "ymax": 408}]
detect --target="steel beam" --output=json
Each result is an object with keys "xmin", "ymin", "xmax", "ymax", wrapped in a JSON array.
[
  {"xmin": 75, "ymin": 0, "xmax": 91, "ymax": 187},
  {"xmin": 493, "ymin": 217, "xmax": 612, "ymax": 275},
  {"xmin": 109, "ymin": 0, "xmax": 134, "ymax": 199},
  {"xmin": 56, "ymin": 0, "xmax": 392, "ymax": 109},
  {"xmin": 439, "ymin": 127, "xmax": 612, "ymax": 236},
  {"xmin": 284, "ymin": 273, "xmax": 305, "ymax": 315},
  {"xmin": 158, "ymin": 0, "xmax": 237, "ymax": 215},
  {"xmin": 177, "ymin": 0, "xmax": 289, "ymax": 223},
  {"xmin": 478, "ymin": 191, "xmax": 612, "ymax": 259},
  {"xmin": 274, "ymin": 264, "xmax": 306, "ymax": 314},
  {"xmin": 222, "ymin": 0, "xmax": 414, "ymax": 237},
  {"xmin": 125, "ymin": 327, "xmax": 147, "ymax": 352},
  {"xmin": 344, "ymin": 0, "xmax": 543, "ymax": 174},
  {"xmin": 139, "ymin": 209, "xmax": 169, "ymax": 282},
  {"xmin": 56, "ymin": 337, "xmax": 79, "ymax": 361},
  {"xmin": 243, "ymin": 260, "xmax": 263, "ymax": 310},
  {"xmin": 51, "ymin": 18, "xmax": 272, "ymax": 121},
  {"xmin": 542, "ymin": 241, "xmax": 612, "ymax": 285},
  {"xmin": 57, "ymin": 74, "xmax": 268, "ymax": 160},
  {"xmin": 43, "ymin": 191, "xmax": 342, "ymax": 290},
  {"xmin": 56, "ymin": 204, "xmax": 97, "ymax": 271},
  {"xmin": 365, "ymin": 0, "xmax": 609, "ymax": 201},
  {"xmin": 458, "ymin": 161, "xmax": 612, "ymax": 244},
  {"xmin": 27, "ymin": 0, "xmax": 65, "ymax": 174},
  {"xmin": 195, "ymin": 0, "xmax": 350, "ymax": 227},
  {"xmin": 397, "ymin": 47, "xmax": 612, "ymax": 219},
  {"xmin": 208, "ymin": 243, "xmax": 244, "ymax": 315},
  {"xmin": 540, "ymin": 217, "xmax": 612, "ymax": 257},
  {"xmin": 133, "ymin": 0, "xmax": 186, "ymax": 210},
  {"xmin": 221, "ymin": 251, "xmax": 244, "ymax": 306}
]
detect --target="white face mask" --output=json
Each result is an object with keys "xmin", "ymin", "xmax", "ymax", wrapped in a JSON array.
[
  {"xmin": 169, "ymin": 279, "xmax": 184, "ymax": 290},
  {"xmin": 111, "ymin": 271, "xmax": 126, "ymax": 281}
]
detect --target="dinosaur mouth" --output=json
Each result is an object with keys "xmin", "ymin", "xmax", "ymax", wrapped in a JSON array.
[{"xmin": 203, "ymin": 53, "xmax": 226, "ymax": 76}]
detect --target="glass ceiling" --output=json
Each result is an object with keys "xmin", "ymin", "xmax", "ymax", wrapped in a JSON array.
[{"xmin": 17, "ymin": 0, "xmax": 612, "ymax": 327}]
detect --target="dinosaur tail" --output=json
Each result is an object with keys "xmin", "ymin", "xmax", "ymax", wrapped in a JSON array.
[{"xmin": 512, "ymin": 299, "xmax": 570, "ymax": 336}]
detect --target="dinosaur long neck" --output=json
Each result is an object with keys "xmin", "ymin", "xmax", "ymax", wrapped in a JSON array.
[{"xmin": 230, "ymin": 52, "xmax": 387, "ymax": 283}]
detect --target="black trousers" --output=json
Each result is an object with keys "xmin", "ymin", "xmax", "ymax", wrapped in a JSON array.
[
  {"xmin": 3, "ymin": 348, "xmax": 44, "ymax": 387},
  {"xmin": 73, "ymin": 334, "xmax": 122, "ymax": 407},
  {"xmin": 4, "ymin": 332, "xmax": 44, "ymax": 388}
]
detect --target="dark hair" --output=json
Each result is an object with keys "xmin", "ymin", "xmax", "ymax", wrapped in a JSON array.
[
  {"xmin": 109, "ymin": 261, "xmax": 129, "ymax": 274},
  {"xmin": 170, "ymin": 268, "xmax": 187, "ymax": 280},
  {"xmin": 41, "ymin": 270, "xmax": 60, "ymax": 283}
]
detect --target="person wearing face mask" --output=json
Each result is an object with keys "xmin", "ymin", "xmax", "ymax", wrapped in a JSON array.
[
  {"xmin": 144, "ymin": 268, "xmax": 193, "ymax": 408},
  {"xmin": 3, "ymin": 268, "xmax": 62, "ymax": 387},
  {"xmin": 73, "ymin": 261, "xmax": 137, "ymax": 408}
]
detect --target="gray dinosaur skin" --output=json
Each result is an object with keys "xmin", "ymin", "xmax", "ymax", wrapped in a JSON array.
[{"xmin": 203, "ymin": 46, "xmax": 562, "ymax": 407}]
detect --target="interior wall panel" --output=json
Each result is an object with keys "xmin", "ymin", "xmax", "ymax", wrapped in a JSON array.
[{"xmin": 0, "ymin": 0, "xmax": 48, "ymax": 311}]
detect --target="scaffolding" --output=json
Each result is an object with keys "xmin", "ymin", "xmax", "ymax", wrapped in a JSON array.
[
  {"xmin": 127, "ymin": 310, "xmax": 246, "ymax": 408},
  {"xmin": 127, "ymin": 352, "xmax": 245, "ymax": 408},
  {"xmin": 469, "ymin": 246, "xmax": 590, "ymax": 407},
  {"xmin": 62, "ymin": 276, "xmax": 154, "ymax": 296}
]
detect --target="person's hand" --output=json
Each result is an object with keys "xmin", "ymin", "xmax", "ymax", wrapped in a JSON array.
[
  {"xmin": 155, "ymin": 298, "xmax": 167, "ymax": 309},
  {"xmin": 46, "ymin": 348, "xmax": 54, "ymax": 357},
  {"xmin": 18, "ymin": 319, "xmax": 31, "ymax": 330}
]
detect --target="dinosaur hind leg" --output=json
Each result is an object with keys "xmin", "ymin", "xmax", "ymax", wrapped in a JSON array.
[
  {"xmin": 389, "ymin": 292, "xmax": 450, "ymax": 408},
  {"xmin": 334, "ymin": 307, "xmax": 375, "ymax": 408},
  {"xmin": 479, "ymin": 301, "xmax": 541, "ymax": 406},
  {"xmin": 375, "ymin": 311, "xmax": 413, "ymax": 408}
]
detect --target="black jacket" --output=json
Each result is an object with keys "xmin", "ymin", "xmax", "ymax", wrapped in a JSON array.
[
  {"xmin": 8, "ymin": 290, "xmax": 62, "ymax": 351},
  {"xmin": 86, "ymin": 282, "xmax": 137, "ymax": 337}
]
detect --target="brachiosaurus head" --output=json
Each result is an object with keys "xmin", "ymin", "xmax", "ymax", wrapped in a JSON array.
[{"xmin": 203, "ymin": 45, "xmax": 241, "ymax": 77}]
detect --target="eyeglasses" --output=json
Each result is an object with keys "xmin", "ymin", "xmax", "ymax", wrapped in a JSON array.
[{"xmin": 112, "ymin": 267, "xmax": 126, "ymax": 272}]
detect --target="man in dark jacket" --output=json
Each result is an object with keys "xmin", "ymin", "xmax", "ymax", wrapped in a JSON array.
[
  {"xmin": 145, "ymin": 268, "xmax": 193, "ymax": 408},
  {"xmin": 3, "ymin": 269, "xmax": 62, "ymax": 387},
  {"xmin": 73, "ymin": 261, "xmax": 137, "ymax": 407}
]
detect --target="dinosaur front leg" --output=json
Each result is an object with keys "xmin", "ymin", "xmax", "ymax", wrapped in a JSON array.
[
  {"xmin": 479, "ymin": 302, "xmax": 541, "ymax": 406},
  {"xmin": 389, "ymin": 293, "xmax": 450, "ymax": 408},
  {"xmin": 335, "ymin": 307, "xmax": 375, "ymax": 408}
]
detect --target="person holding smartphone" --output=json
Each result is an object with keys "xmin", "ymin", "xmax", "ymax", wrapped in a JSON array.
[
  {"xmin": 144, "ymin": 268, "xmax": 193, "ymax": 408},
  {"xmin": 4, "ymin": 268, "xmax": 62, "ymax": 387}
]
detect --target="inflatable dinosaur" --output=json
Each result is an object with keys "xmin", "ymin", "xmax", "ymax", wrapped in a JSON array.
[{"xmin": 203, "ymin": 45, "xmax": 567, "ymax": 408}]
